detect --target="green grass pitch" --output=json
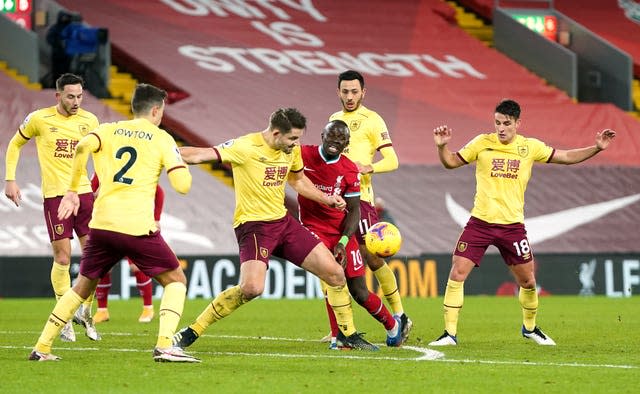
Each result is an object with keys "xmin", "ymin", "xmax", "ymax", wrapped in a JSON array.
[{"xmin": 0, "ymin": 296, "xmax": 637, "ymax": 393}]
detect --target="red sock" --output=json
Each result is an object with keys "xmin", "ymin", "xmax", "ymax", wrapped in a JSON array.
[
  {"xmin": 96, "ymin": 272, "xmax": 112, "ymax": 309},
  {"xmin": 359, "ymin": 292, "xmax": 395, "ymax": 330},
  {"xmin": 134, "ymin": 270, "xmax": 153, "ymax": 306},
  {"xmin": 324, "ymin": 298, "xmax": 340, "ymax": 337}
]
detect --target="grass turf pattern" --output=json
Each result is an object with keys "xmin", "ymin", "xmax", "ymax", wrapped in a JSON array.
[{"xmin": 0, "ymin": 296, "xmax": 637, "ymax": 393}]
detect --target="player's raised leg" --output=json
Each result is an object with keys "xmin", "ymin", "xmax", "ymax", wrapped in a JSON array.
[{"xmin": 174, "ymin": 264, "xmax": 256, "ymax": 349}]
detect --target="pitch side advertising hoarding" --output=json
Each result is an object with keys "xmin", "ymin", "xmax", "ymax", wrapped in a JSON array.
[{"xmin": 1, "ymin": 254, "xmax": 637, "ymax": 298}]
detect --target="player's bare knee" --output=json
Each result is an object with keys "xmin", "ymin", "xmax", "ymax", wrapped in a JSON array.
[
  {"xmin": 323, "ymin": 269, "xmax": 346, "ymax": 287},
  {"xmin": 449, "ymin": 268, "xmax": 468, "ymax": 282},
  {"xmin": 155, "ymin": 268, "xmax": 187, "ymax": 287},
  {"xmin": 240, "ymin": 283, "xmax": 264, "ymax": 300},
  {"xmin": 52, "ymin": 253, "xmax": 71, "ymax": 265},
  {"xmin": 364, "ymin": 251, "xmax": 385, "ymax": 270},
  {"xmin": 350, "ymin": 288, "xmax": 369, "ymax": 305},
  {"xmin": 72, "ymin": 276, "xmax": 96, "ymax": 299},
  {"xmin": 449, "ymin": 272, "xmax": 466, "ymax": 282},
  {"xmin": 518, "ymin": 279, "xmax": 536, "ymax": 289},
  {"xmin": 449, "ymin": 262, "xmax": 473, "ymax": 281}
]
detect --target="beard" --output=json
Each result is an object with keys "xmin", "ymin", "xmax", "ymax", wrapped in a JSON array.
[{"xmin": 341, "ymin": 98, "xmax": 362, "ymax": 113}]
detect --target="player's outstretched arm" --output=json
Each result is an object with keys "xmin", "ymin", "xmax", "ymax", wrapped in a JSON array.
[
  {"xmin": 550, "ymin": 129, "xmax": 616, "ymax": 165},
  {"xmin": 433, "ymin": 125, "xmax": 464, "ymax": 169},
  {"xmin": 288, "ymin": 171, "xmax": 346, "ymax": 209},
  {"xmin": 167, "ymin": 167, "xmax": 192, "ymax": 194},
  {"xmin": 369, "ymin": 146, "xmax": 399, "ymax": 174},
  {"xmin": 179, "ymin": 146, "xmax": 218, "ymax": 164},
  {"xmin": 4, "ymin": 132, "xmax": 29, "ymax": 207}
]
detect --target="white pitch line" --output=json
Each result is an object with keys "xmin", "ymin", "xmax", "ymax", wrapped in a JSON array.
[
  {"xmin": 2, "ymin": 332, "xmax": 637, "ymax": 369},
  {"xmin": 436, "ymin": 358, "xmax": 637, "ymax": 369},
  {"xmin": 2, "ymin": 344, "xmax": 428, "ymax": 362}
]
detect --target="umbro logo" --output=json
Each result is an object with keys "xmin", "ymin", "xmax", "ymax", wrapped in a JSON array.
[{"xmin": 49, "ymin": 127, "xmax": 58, "ymax": 133}]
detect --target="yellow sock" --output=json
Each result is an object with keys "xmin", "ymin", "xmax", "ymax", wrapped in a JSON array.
[
  {"xmin": 443, "ymin": 279, "xmax": 464, "ymax": 336},
  {"xmin": 156, "ymin": 282, "xmax": 187, "ymax": 349},
  {"xmin": 34, "ymin": 290, "xmax": 84, "ymax": 353},
  {"xmin": 326, "ymin": 284, "xmax": 356, "ymax": 336},
  {"xmin": 373, "ymin": 263, "xmax": 403, "ymax": 315},
  {"xmin": 191, "ymin": 285, "xmax": 248, "ymax": 336},
  {"xmin": 82, "ymin": 290, "xmax": 95, "ymax": 312},
  {"xmin": 50, "ymin": 262, "xmax": 70, "ymax": 300},
  {"xmin": 519, "ymin": 286, "xmax": 538, "ymax": 331},
  {"xmin": 320, "ymin": 279, "xmax": 329, "ymax": 296}
]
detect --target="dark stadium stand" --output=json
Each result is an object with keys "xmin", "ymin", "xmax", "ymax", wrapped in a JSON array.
[
  {"xmin": 554, "ymin": 0, "xmax": 640, "ymax": 77},
  {"xmin": 15, "ymin": 0, "xmax": 640, "ymax": 256},
  {"xmin": 458, "ymin": 0, "xmax": 640, "ymax": 77}
]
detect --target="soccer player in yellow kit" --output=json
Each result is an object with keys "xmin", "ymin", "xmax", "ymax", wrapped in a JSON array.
[
  {"xmin": 4, "ymin": 73, "xmax": 100, "ymax": 342},
  {"xmin": 329, "ymin": 70, "xmax": 412, "ymax": 337},
  {"xmin": 29, "ymin": 83, "xmax": 198, "ymax": 362},
  {"xmin": 173, "ymin": 108, "xmax": 377, "ymax": 351},
  {"xmin": 430, "ymin": 99, "xmax": 616, "ymax": 346}
]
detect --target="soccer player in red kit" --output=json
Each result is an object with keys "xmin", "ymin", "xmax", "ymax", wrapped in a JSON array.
[{"xmin": 299, "ymin": 120, "xmax": 410, "ymax": 348}]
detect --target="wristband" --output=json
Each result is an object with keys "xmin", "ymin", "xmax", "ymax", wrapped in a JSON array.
[{"xmin": 338, "ymin": 235, "xmax": 349, "ymax": 247}]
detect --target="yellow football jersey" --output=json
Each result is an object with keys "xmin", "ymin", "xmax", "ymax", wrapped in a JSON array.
[
  {"xmin": 216, "ymin": 132, "xmax": 303, "ymax": 227},
  {"xmin": 329, "ymin": 105, "xmax": 392, "ymax": 204},
  {"xmin": 458, "ymin": 133, "xmax": 554, "ymax": 224},
  {"xmin": 15, "ymin": 106, "xmax": 98, "ymax": 197},
  {"xmin": 88, "ymin": 118, "xmax": 186, "ymax": 235}
]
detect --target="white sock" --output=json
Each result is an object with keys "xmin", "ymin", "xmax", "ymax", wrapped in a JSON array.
[{"xmin": 387, "ymin": 320, "xmax": 399, "ymax": 337}]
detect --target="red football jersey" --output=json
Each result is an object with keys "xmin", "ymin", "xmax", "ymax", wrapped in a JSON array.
[{"xmin": 298, "ymin": 145, "xmax": 360, "ymax": 236}]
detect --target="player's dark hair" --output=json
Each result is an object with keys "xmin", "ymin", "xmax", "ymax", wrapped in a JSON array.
[
  {"xmin": 131, "ymin": 83, "xmax": 167, "ymax": 115},
  {"xmin": 323, "ymin": 119, "xmax": 350, "ymax": 137},
  {"xmin": 55, "ymin": 73, "xmax": 84, "ymax": 91},
  {"xmin": 269, "ymin": 108, "xmax": 306, "ymax": 134},
  {"xmin": 495, "ymin": 99, "xmax": 521, "ymax": 120},
  {"xmin": 338, "ymin": 70, "xmax": 365, "ymax": 89}
]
